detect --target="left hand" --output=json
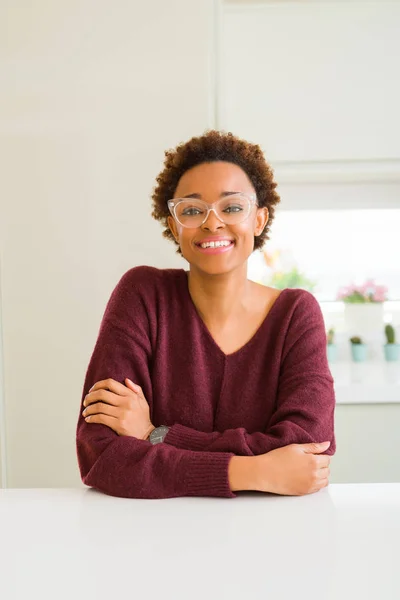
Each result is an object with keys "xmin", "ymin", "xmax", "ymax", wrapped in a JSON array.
[{"xmin": 82, "ymin": 378, "xmax": 155, "ymax": 440}]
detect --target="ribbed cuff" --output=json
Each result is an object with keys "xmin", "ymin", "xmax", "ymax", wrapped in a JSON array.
[
  {"xmin": 165, "ymin": 424, "xmax": 215, "ymax": 451},
  {"xmin": 180, "ymin": 451, "xmax": 236, "ymax": 498}
]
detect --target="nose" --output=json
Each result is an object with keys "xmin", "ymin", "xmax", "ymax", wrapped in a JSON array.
[{"xmin": 202, "ymin": 208, "xmax": 225, "ymax": 231}]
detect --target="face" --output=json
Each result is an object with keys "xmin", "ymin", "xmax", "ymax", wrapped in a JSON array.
[{"xmin": 167, "ymin": 161, "xmax": 269, "ymax": 276}]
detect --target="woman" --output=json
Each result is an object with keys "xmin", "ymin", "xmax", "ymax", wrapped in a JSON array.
[{"xmin": 76, "ymin": 130, "xmax": 335, "ymax": 499}]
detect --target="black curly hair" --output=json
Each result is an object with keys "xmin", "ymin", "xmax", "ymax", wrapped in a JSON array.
[{"xmin": 151, "ymin": 130, "xmax": 280, "ymax": 255}]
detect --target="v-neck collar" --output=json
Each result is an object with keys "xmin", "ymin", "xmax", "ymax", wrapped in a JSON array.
[{"xmin": 180, "ymin": 269, "xmax": 289, "ymax": 359}]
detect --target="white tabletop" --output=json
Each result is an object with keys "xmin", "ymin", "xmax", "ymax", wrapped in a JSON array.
[{"xmin": 0, "ymin": 484, "xmax": 399, "ymax": 600}]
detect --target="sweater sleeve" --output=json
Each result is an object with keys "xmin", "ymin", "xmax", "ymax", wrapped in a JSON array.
[
  {"xmin": 76, "ymin": 267, "xmax": 235, "ymax": 499},
  {"xmin": 164, "ymin": 291, "xmax": 336, "ymax": 457}
]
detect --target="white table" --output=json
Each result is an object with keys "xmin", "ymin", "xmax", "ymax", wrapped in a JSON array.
[{"xmin": 0, "ymin": 484, "xmax": 399, "ymax": 600}]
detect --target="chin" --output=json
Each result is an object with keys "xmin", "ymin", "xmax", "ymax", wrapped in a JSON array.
[{"xmin": 188, "ymin": 258, "xmax": 244, "ymax": 278}]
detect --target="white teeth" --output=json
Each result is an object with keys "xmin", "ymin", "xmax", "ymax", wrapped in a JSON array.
[{"xmin": 200, "ymin": 240, "xmax": 232, "ymax": 249}]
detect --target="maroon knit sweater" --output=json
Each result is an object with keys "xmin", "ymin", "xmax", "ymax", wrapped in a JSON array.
[{"xmin": 76, "ymin": 266, "xmax": 336, "ymax": 499}]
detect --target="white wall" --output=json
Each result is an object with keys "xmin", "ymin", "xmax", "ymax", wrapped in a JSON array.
[
  {"xmin": 0, "ymin": 254, "xmax": 6, "ymax": 487},
  {"xmin": 0, "ymin": 0, "xmax": 216, "ymax": 487}
]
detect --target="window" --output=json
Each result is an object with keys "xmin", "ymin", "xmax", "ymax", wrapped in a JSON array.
[{"xmin": 249, "ymin": 208, "xmax": 400, "ymax": 302}]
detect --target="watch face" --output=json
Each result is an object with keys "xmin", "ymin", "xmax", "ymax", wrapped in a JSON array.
[{"xmin": 151, "ymin": 426, "xmax": 169, "ymax": 444}]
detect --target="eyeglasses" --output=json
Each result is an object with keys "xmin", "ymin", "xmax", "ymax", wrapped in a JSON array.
[{"xmin": 167, "ymin": 193, "xmax": 257, "ymax": 229}]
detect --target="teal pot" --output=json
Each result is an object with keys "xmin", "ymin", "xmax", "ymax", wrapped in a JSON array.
[
  {"xmin": 350, "ymin": 343, "xmax": 368, "ymax": 362},
  {"xmin": 327, "ymin": 344, "xmax": 338, "ymax": 363},
  {"xmin": 384, "ymin": 344, "xmax": 400, "ymax": 362}
]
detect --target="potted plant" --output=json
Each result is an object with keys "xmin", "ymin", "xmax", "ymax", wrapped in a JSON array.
[
  {"xmin": 268, "ymin": 266, "xmax": 316, "ymax": 292},
  {"xmin": 349, "ymin": 336, "xmax": 368, "ymax": 362},
  {"xmin": 326, "ymin": 327, "xmax": 338, "ymax": 362},
  {"xmin": 337, "ymin": 279, "xmax": 388, "ymax": 360},
  {"xmin": 384, "ymin": 324, "xmax": 400, "ymax": 362}
]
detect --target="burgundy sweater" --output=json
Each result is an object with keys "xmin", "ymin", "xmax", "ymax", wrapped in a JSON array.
[{"xmin": 76, "ymin": 266, "xmax": 336, "ymax": 499}]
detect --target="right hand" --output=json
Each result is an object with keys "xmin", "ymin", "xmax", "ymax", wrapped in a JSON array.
[{"xmin": 255, "ymin": 441, "xmax": 331, "ymax": 496}]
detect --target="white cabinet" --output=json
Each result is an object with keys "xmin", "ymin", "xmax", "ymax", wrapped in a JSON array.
[
  {"xmin": 221, "ymin": 2, "xmax": 400, "ymax": 168},
  {"xmin": 332, "ymin": 404, "xmax": 400, "ymax": 483}
]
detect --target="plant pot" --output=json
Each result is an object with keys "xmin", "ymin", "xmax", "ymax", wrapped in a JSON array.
[
  {"xmin": 383, "ymin": 344, "xmax": 400, "ymax": 362},
  {"xmin": 344, "ymin": 303, "xmax": 384, "ymax": 360},
  {"xmin": 327, "ymin": 344, "xmax": 338, "ymax": 363},
  {"xmin": 350, "ymin": 343, "xmax": 368, "ymax": 362}
]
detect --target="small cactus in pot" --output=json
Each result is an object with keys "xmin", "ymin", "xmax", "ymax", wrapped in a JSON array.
[
  {"xmin": 326, "ymin": 328, "xmax": 338, "ymax": 362},
  {"xmin": 349, "ymin": 335, "xmax": 367, "ymax": 362},
  {"xmin": 384, "ymin": 324, "xmax": 400, "ymax": 361},
  {"xmin": 385, "ymin": 324, "xmax": 396, "ymax": 344}
]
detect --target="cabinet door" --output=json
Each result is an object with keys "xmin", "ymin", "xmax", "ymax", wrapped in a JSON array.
[
  {"xmin": 221, "ymin": 2, "xmax": 400, "ymax": 164},
  {"xmin": 332, "ymin": 404, "xmax": 400, "ymax": 483}
]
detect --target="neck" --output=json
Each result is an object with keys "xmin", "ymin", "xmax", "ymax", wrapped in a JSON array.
[{"xmin": 187, "ymin": 265, "xmax": 253, "ymax": 327}]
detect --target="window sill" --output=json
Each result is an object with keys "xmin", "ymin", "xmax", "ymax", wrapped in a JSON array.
[{"xmin": 330, "ymin": 360, "xmax": 400, "ymax": 404}]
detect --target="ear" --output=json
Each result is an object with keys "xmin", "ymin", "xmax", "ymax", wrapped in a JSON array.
[
  {"xmin": 254, "ymin": 207, "xmax": 269, "ymax": 237},
  {"xmin": 167, "ymin": 215, "xmax": 179, "ymax": 243}
]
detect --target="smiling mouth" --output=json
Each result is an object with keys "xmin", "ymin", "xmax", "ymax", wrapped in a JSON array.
[
  {"xmin": 195, "ymin": 240, "xmax": 235, "ymax": 249},
  {"xmin": 194, "ymin": 240, "xmax": 235, "ymax": 254}
]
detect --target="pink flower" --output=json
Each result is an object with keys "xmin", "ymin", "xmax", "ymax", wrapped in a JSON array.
[
  {"xmin": 359, "ymin": 279, "xmax": 376, "ymax": 295},
  {"xmin": 337, "ymin": 279, "xmax": 388, "ymax": 303},
  {"xmin": 372, "ymin": 285, "xmax": 388, "ymax": 302},
  {"xmin": 336, "ymin": 284, "xmax": 355, "ymax": 300}
]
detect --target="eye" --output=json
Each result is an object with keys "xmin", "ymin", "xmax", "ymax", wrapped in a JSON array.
[
  {"xmin": 223, "ymin": 204, "xmax": 244, "ymax": 214},
  {"xmin": 181, "ymin": 206, "xmax": 204, "ymax": 216}
]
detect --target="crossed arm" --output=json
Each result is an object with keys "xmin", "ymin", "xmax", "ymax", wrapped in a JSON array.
[{"xmin": 77, "ymin": 323, "xmax": 335, "ymax": 499}]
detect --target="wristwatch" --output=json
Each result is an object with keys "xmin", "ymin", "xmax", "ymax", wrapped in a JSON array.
[{"xmin": 149, "ymin": 425, "xmax": 170, "ymax": 445}]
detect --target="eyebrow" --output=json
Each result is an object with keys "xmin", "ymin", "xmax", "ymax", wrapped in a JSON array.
[{"xmin": 182, "ymin": 191, "xmax": 242, "ymax": 199}]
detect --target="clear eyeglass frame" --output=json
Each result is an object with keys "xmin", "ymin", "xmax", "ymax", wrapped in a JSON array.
[{"xmin": 167, "ymin": 193, "xmax": 258, "ymax": 229}]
